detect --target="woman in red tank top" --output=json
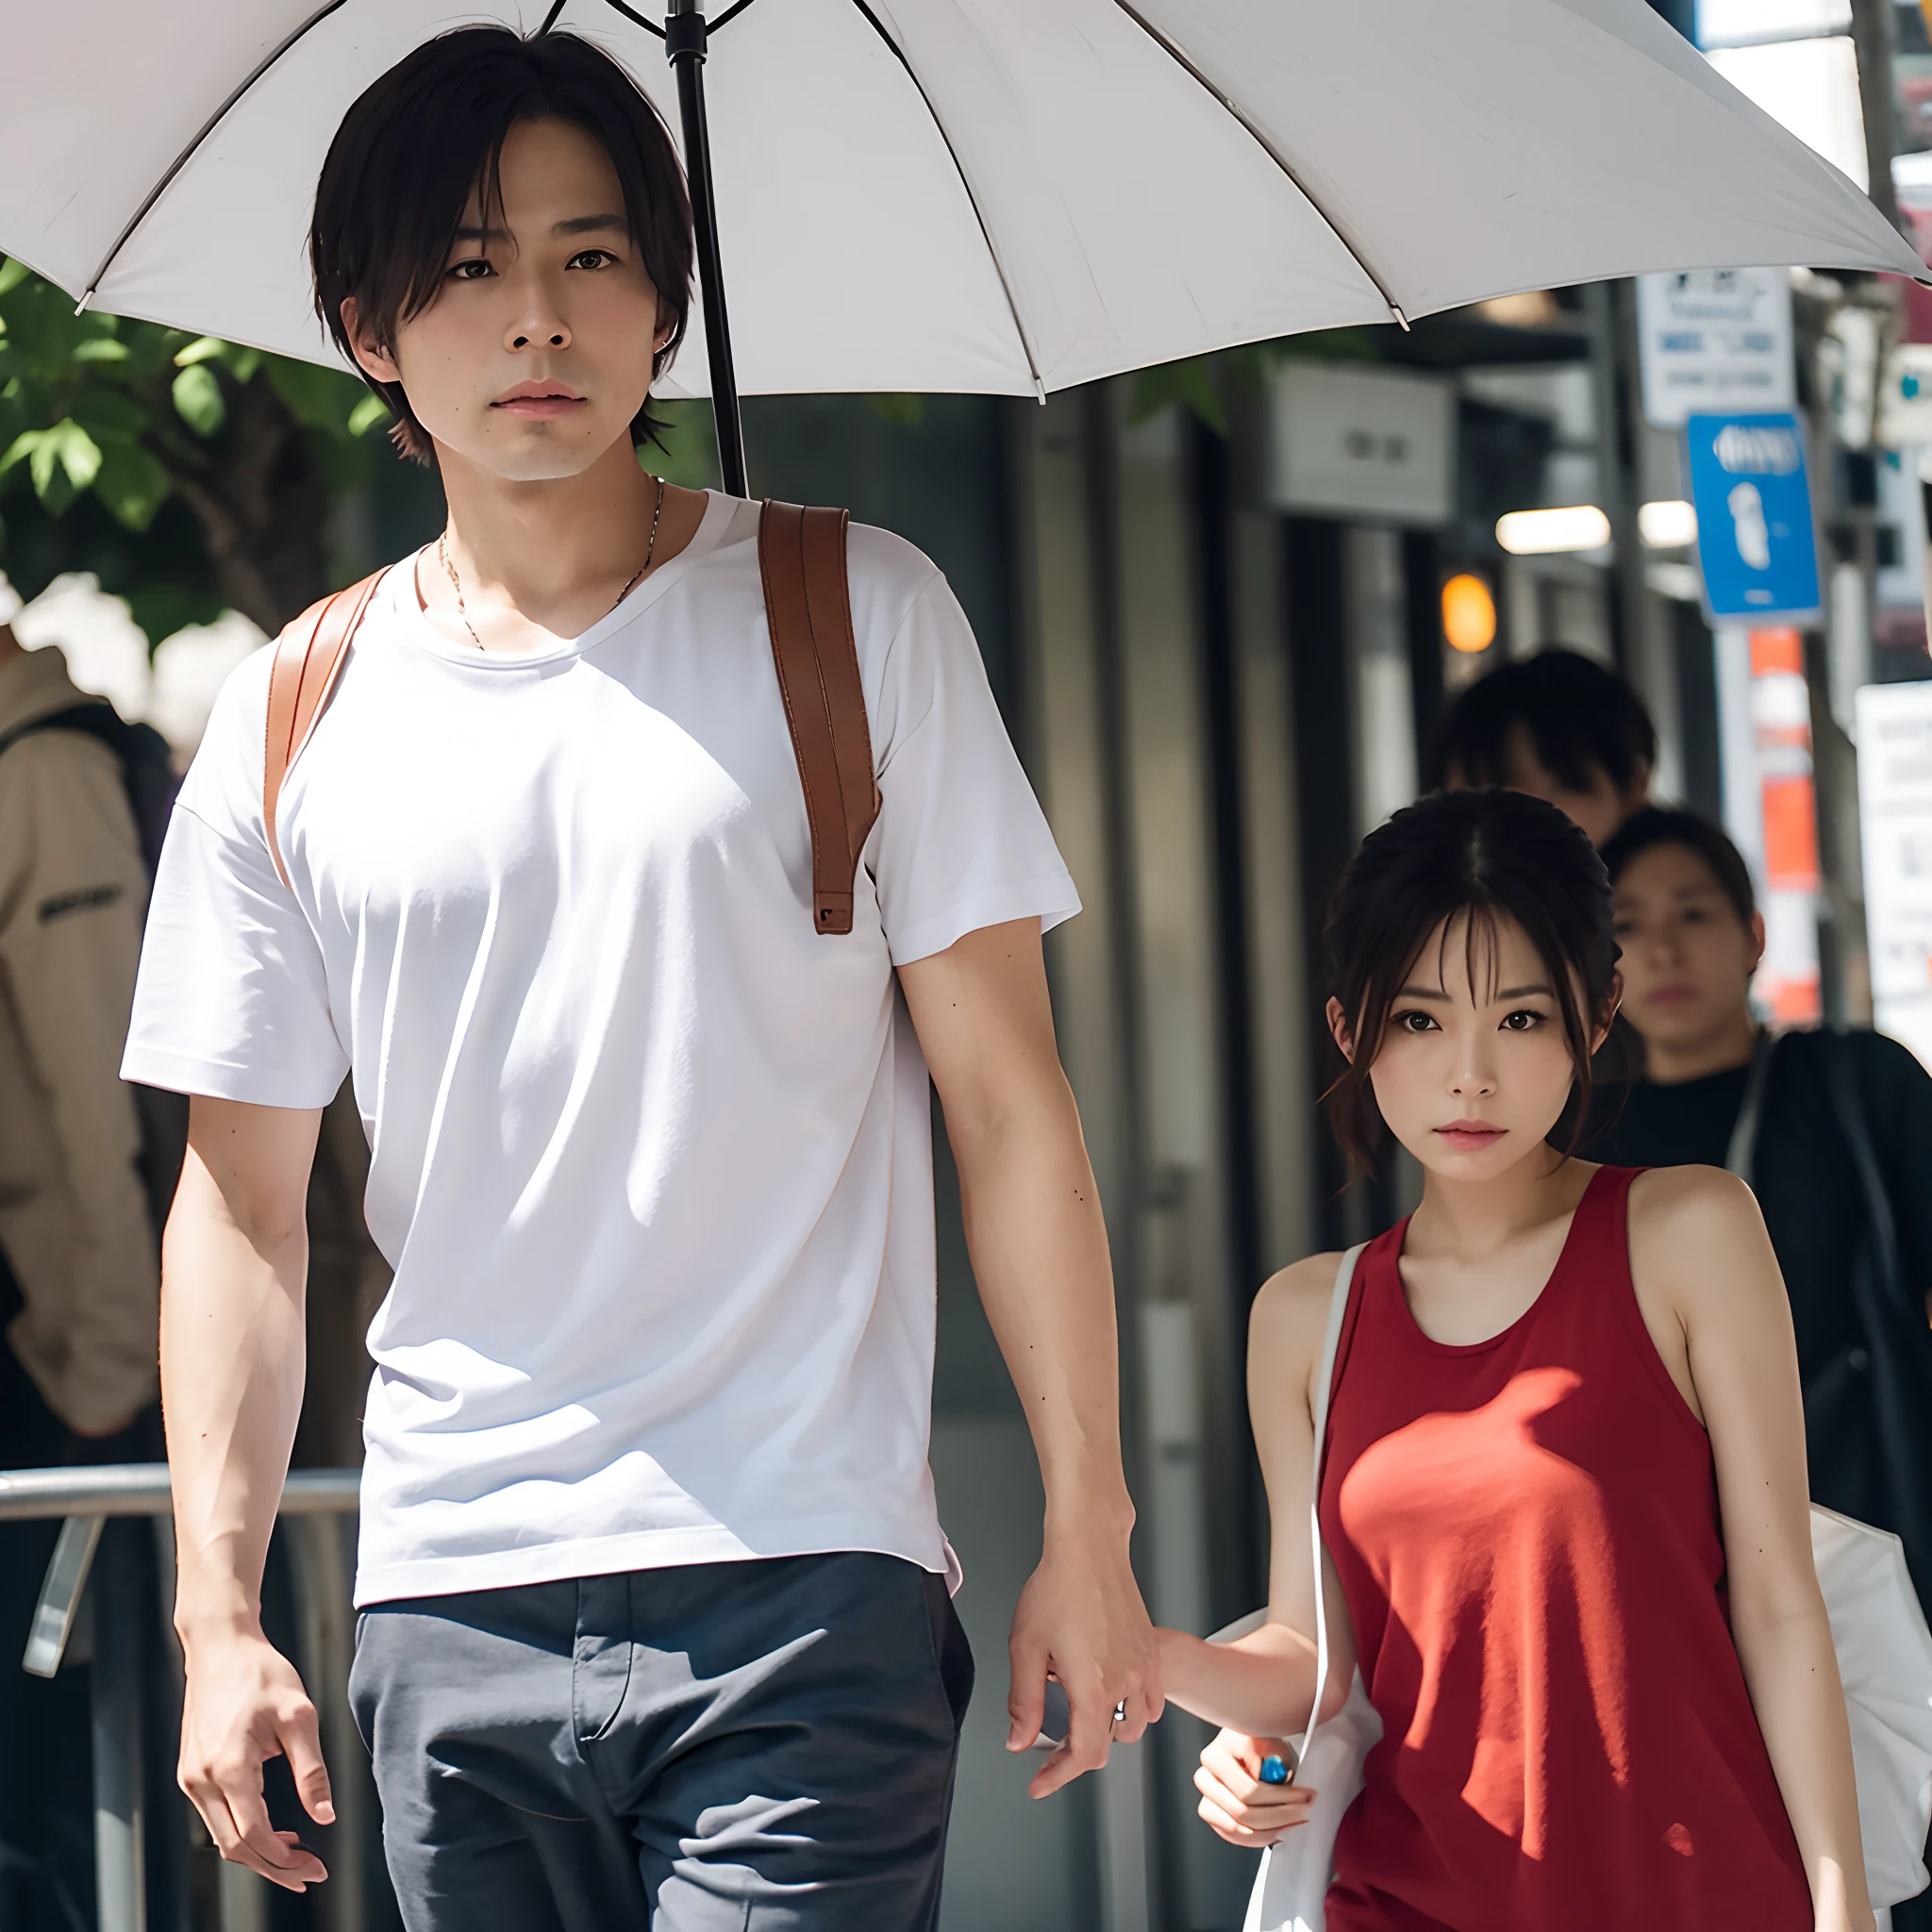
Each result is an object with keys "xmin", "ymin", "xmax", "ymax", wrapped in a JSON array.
[{"xmin": 1154, "ymin": 791, "xmax": 1873, "ymax": 1932}]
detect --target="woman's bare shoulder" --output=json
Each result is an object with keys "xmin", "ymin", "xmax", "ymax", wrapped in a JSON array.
[
  {"xmin": 1627, "ymin": 1162, "xmax": 1765, "ymax": 1246},
  {"xmin": 1247, "ymin": 1253, "xmax": 1348, "ymax": 1442},
  {"xmin": 1249, "ymin": 1252, "xmax": 1349, "ymax": 1371},
  {"xmin": 1627, "ymin": 1163, "xmax": 1784, "ymax": 1323}
]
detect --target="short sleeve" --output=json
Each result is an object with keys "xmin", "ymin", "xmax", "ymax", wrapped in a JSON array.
[
  {"xmin": 120, "ymin": 657, "xmax": 348, "ymax": 1107},
  {"xmin": 863, "ymin": 566, "xmax": 1079, "ymax": 966}
]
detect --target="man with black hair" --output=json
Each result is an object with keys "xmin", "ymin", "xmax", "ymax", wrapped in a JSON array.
[
  {"xmin": 1433, "ymin": 646, "xmax": 1656, "ymax": 848},
  {"xmin": 122, "ymin": 27, "xmax": 1158, "ymax": 1931}
]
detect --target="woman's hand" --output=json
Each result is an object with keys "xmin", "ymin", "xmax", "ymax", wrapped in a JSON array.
[{"xmin": 1195, "ymin": 1729, "xmax": 1317, "ymax": 1848}]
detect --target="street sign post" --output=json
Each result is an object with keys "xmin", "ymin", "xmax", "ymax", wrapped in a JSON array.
[{"xmin": 1684, "ymin": 411, "xmax": 1823, "ymax": 626}]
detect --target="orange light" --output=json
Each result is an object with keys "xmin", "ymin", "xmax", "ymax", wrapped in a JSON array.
[{"xmin": 1441, "ymin": 574, "xmax": 1497, "ymax": 654}]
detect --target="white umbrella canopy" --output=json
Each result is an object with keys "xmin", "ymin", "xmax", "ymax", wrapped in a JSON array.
[{"xmin": 0, "ymin": 0, "xmax": 1922, "ymax": 407}]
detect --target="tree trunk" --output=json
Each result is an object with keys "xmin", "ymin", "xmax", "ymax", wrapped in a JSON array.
[{"xmin": 146, "ymin": 371, "xmax": 332, "ymax": 635}]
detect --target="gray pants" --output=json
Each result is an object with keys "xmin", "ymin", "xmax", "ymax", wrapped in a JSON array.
[{"xmin": 348, "ymin": 1552, "xmax": 973, "ymax": 1931}]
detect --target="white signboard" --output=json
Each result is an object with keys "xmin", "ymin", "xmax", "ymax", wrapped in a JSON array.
[
  {"xmin": 1855, "ymin": 681, "xmax": 1932, "ymax": 1072},
  {"xmin": 1878, "ymin": 343, "xmax": 1932, "ymax": 449},
  {"xmin": 1265, "ymin": 362, "xmax": 1456, "ymax": 527},
  {"xmin": 1636, "ymin": 269, "xmax": 1797, "ymax": 428}
]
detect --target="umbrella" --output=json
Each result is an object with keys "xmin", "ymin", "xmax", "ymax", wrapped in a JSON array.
[{"xmin": 1, "ymin": 0, "xmax": 1922, "ymax": 496}]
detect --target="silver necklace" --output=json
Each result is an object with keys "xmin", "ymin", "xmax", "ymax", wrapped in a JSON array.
[{"xmin": 439, "ymin": 473, "xmax": 666, "ymax": 651}]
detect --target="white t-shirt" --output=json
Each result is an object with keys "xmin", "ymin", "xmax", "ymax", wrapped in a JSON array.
[{"xmin": 123, "ymin": 492, "xmax": 1078, "ymax": 1607}]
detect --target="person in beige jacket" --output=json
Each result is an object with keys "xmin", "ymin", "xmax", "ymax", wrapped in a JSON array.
[
  {"xmin": 0, "ymin": 616, "xmax": 163, "ymax": 1927},
  {"xmin": 0, "ymin": 619, "xmax": 158, "ymax": 1443}
]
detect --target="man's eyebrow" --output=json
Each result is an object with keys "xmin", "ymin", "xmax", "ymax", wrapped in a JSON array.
[{"xmin": 449, "ymin": 215, "xmax": 627, "ymax": 246}]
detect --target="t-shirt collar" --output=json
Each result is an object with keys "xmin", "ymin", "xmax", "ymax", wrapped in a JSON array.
[{"xmin": 392, "ymin": 487, "xmax": 739, "ymax": 669}]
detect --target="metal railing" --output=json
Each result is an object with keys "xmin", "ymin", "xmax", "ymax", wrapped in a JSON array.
[{"xmin": 1, "ymin": 1465, "xmax": 366, "ymax": 1932}]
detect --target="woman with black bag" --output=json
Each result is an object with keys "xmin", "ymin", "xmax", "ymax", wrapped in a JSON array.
[
  {"xmin": 1593, "ymin": 807, "xmax": 1932, "ymax": 1928},
  {"xmin": 1594, "ymin": 810, "xmax": 1932, "ymax": 1600}
]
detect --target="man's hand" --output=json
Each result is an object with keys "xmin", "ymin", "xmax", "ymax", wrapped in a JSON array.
[
  {"xmin": 1195, "ymin": 1729, "xmax": 1317, "ymax": 1847},
  {"xmin": 1006, "ymin": 1516, "xmax": 1163, "ymax": 1799},
  {"xmin": 178, "ymin": 1627, "xmax": 333, "ymax": 1890}
]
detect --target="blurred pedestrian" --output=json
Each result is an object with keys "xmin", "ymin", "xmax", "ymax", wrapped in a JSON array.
[
  {"xmin": 1433, "ymin": 646, "xmax": 1654, "ymax": 847},
  {"xmin": 1166, "ymin": 790, "xmax": 1868, "ymax": 1930},
  {"xmin": 0, "ymin": 615, "xmax": 163, "ymax": 1927},
  {"xmin": 1593, "ymin": 810, "xmax": 1932, "ymax": 1613}
]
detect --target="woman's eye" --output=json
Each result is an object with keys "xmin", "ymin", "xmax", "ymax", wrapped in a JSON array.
[
  {"xmin": 1395, "ymin": 1010, "xmax": 1439, "ymax": 1034},
  {"xmin": 1500, "ymin": 1009, "xmax": 1546, "ymax": 1032}
]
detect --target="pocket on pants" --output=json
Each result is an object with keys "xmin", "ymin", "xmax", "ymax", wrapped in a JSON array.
[
  {"xmin": 346, "ymin": 1613, "xmax": 375, "ymax": 1756},
  {"xmin": 920, "ymin": 1570, "xmax": 974, "ymax": 1734}
]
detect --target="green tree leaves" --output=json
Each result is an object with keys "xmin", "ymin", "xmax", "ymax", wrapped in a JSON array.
[
  {"xmin": 171, "ymin": 363, "xmax": 225, "ymax": 436},
  {"xmin": 348, "ymin": 392, "xmax": 391, "ymax": 438},
  {"xmin": 0, "ymin": 259, "xmax": 372, "ymax": 528},
  {"xmin": 92, "ymin": 441, "xmax": 170, "ymax": 531},
  {"xmin": 0, "ymin": 258, "xmax": 393, "ymax": 634},
  {"xmin": 1, "ymin": 419, "xmax": 102, "ymax": 512}
]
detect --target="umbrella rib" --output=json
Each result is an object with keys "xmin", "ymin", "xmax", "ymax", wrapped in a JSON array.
[
  {"xmin": 1103, "ymin": 0, "xmax": 1409, "ymax": 329},
  {"xmin": 601, "ymin": 0, "xmax": 667, "ymax": 36},
  {"xmin": 593, "ymin": 4, "xmax": 758, "ymax": 44},
  {"xmin": 77, "ymin": 0, "xmax": 356, "ymax": 311},
  {"xmin": 842, "ymin": 0, "xmax": 1045, "ymax": 398}
]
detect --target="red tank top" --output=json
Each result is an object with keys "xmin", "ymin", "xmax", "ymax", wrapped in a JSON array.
[{"xmin": 1318, "ymin": 1166, "xmax": 1810, "ymax": 1932}]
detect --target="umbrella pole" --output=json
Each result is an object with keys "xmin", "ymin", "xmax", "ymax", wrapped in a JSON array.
[{"xmin": 665, "ymin": 2, "xmax": 749, "ymax": 497}]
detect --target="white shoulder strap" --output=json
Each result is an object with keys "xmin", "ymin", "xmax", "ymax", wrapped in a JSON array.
[{"xmin": 1302, "ymin": 1242, "xmax": 1367, "ymax": 1769}]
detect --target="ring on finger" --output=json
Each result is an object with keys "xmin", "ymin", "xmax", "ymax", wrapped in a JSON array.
[{"xmin": 1111, "ymin": 1698, "xmax": 1128, "ymax": 1726}]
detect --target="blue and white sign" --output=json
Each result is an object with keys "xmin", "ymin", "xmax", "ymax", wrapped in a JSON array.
[
  {"xmin": 1685, "ymin": 411, "xmax": 1823, "ymax": 625},
  {"xmin": 1637, "ymin": 270, "xmax": 1795, "ymax": 428}
]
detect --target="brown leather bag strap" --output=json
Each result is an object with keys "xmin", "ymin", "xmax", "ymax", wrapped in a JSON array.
[
  {"xmin": 758, "ymin": 501, "xmax": 880, "ymax": 936},
  {"xmin": 262, "ymin": 570, "xmax": 383, "ymax": 887}
]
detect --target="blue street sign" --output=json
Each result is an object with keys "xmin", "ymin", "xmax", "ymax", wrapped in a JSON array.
[{"xmin": 1684, "ymin": 411, "xmax": 1822, "ymax": 625}]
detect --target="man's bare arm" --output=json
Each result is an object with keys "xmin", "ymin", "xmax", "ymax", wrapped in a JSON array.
[
  {"xmin": 163, "ymin": 1094, "xmax": 332, "ymax": 1890},
  {"xmin": 897, "ymin": 917, "xmax": 1161, "ymax": 1800}
]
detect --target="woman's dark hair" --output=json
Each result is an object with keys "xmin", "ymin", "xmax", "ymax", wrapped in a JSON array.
[
  {"xmin": 1429, "ymin": 648, "xmax": 1657, "ymax": 795},
  {"xmin": 1324, "ymin": 790, "xmax": 1619, "ymax": 1178},
  {"xmin": 1600, "ymin": 808, "xmax": 1757, "ymax": 929},
  {"xmin": 310, "ymin": 27, "xmax": 692, "ymax": 465}
]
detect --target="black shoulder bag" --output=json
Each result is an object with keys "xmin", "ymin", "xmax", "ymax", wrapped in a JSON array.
[{"xmin": 1732, "ymin": 1029, "xmax": 1932, "ymax": 1610}]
